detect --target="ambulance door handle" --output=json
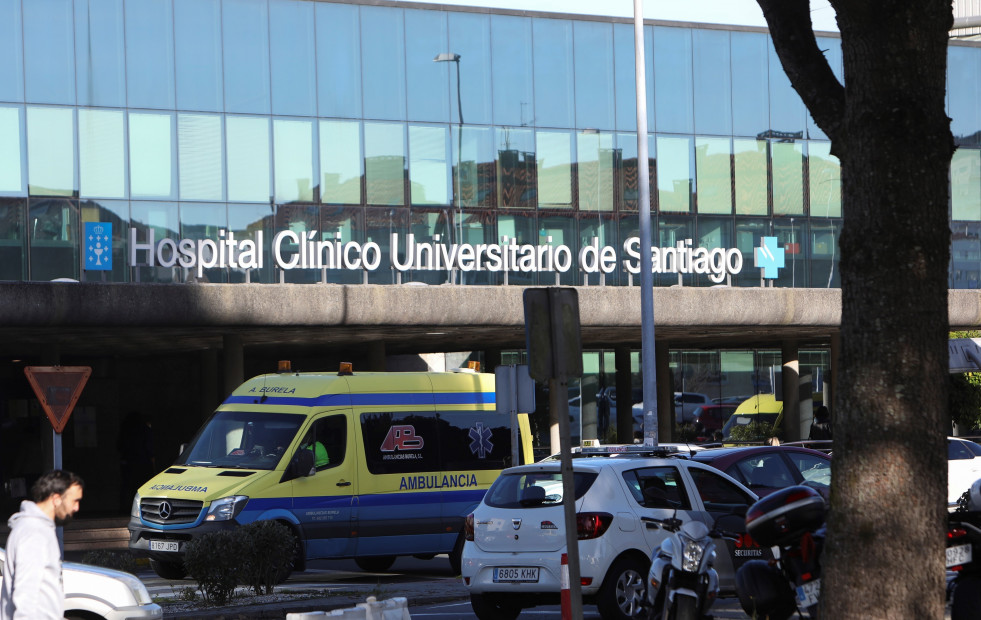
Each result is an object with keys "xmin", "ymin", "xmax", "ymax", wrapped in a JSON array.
[{"xmin": 337, "ymin": 481, "xmax": 351, "ymax": 487}]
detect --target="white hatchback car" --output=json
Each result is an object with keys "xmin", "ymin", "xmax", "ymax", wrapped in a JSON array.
[
  {"xmin": 462, "ymin": 448, "xmax": 763, "ymax": 620},
  {"xmin": 0, "ymin": 548, "xmax": 162, "ymax": 620},
  {"xmin": 949, "ymin": 437, "xmax": 981, "ymax": 506}
]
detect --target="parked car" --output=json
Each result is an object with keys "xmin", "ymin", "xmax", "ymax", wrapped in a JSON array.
[
  {"xmin": 462, "ymin": 448, "xmax": 764, "ymax": 620},
  {"xmin": 0, "ymin": 548, "xmax": 162, "ymax": 620},
  {"xmin": 721, "ymin": 394, "xmax": 784, "ymax": 440},
  {"xmin": 692, "ymin": 445, "xmax": 832, "ymax": 500},
  {"xmin": 949, "ymin": 437, "xmax": 981, "ymax": 506},
  {"xmin": 692, "ymin": 404, "xmax": 737, "ymax": 438},
  {"xmin": 674, "ymin": 392, "xmax": 712, "ymax": 425}
]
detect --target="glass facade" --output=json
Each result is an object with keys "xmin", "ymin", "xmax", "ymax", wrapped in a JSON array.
[{"xmin": 0, "ymin": 0, "xmax": 973, "ymax": 287}]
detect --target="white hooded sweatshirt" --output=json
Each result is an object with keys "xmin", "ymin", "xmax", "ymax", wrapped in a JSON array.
[{"xmin": 0, "ymin": 501, "xmax": 63, "ymax": 620}]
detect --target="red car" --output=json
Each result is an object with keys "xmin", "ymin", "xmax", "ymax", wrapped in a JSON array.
[
  {"xmin": 692, "ymin": 404, "xmax": 737, "ymax": 437},
  {"xmin": 692, "ymin": 445, "xmax": 831, "ymax": 500}
]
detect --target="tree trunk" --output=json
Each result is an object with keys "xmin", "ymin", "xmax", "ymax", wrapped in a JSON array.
[{"xmin": 758, "ymin": 1, "xmax": 954, "ymax": 617}]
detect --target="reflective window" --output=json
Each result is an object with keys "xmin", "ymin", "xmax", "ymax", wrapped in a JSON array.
[
  {"xmin": 79, "ymin": 109, "xmax": 126, "ymax": 198},
  {"xmin": 697, "ymin": 217, "xmax": 734, "ymax": 285},
  {"xmin": 175, "ymin": 0, "xmax": 223, "ymax": 112},
  {"xmin": 533, "ymin": 18, "xmax": 575, "ymax": 129},
  {"xmin": 952, "ymin": 148, "xmax": 981, "ymax": 222},
  {"xmin": 613, "ymin": 23, "xmax": 655, "ymax": 132},
  {"xmin": 124, "ymin": 0, "xmax": 175, "ymax": 109},
  {"xmin": 731, "ymin": 32, "xmax": 769, "ymax": 138},
  {"xmin": 30, "ymin": 198, "xmax": 78, "ymax": 280},
  {"xmin": 537, "ymin": 130, "xmax": 573, "ymax": 209},
  {"xmin": 129, "ymin": 112, "xmax": 175, "ymax": 199},
  {"xmin": 226, "ymin": 116, "xmax": 271, "ymax": 203},
  {"xmin": 654, "ymin": 27, "xmax": 693, "ymax": 134},
  {"xmin": 23, "ymin": 0, "xmax": 75, "ymax": 104},
  {"xmin": 540, "ymin": 214, "xmax": 575, "ymax": 285},
  {"xmin": 273, "ymin": 119, "xmax": 315, "ymax": 204},
  {"xmin": 492, "ymin": 15, "xmax": 534, "ymax": 127},
  {"xmin": 406, "ymin": 10, "xmax": 450, "ymax": 123},
  {"xmin": 129, "ymin": 201, "xmax": 179, "ymax": 283},
  {"xmin": 270, "ymin": 0, "xmax": 316, "ymax": 117},
  {"xmin": 693, "ymin": 30, "xmax": 731, "ymax": 136},
  {"xmin": 364, "ymin": 122, "xmax": 406, "ymax": 206},
  {"xmin": 952, "ymin": 223, "xmax": 981, "ymax": 289},
  {"xmin": 27, "ymin": 107, "xmax": 75, "ymax": 197},
  {"xmin": 577, "ymin": 131, "xmax": 614, "ymax": 212},
  {"xmin": 448, "ymin": 12, "xmax": 493, "ymax": 126},
  {"xmin": 695, "ymin": 137, "xmax": 732, "ymax": 214},
  {"xmin": 950, "ymin": 46, "xmax": 981, "ymax": 147},
  {"xmin": 574, "ymin": 22, "xmax": 615, "ymax": 130},
  {"xmin": 808, "ymin": 142, "xmax": 841, "ymax": 218},
  {"xmin": 734, "ymin": 219, "xmax": 766, "ymax": 287},
  {"xmin": 223, "ymin": 0, "xmax": 271, "ymax": 114},
  {"xmin": 454, "ymin": 126, "xmax": 496, "ymax": 208},
  {"xmin": 361, "ymin": 6, "xmax": 407, "ymax": 121},
  {"xmin": 617, "ymin": 132, "xmax": 655, "ymax": 212},
  {"xmin": 228, "ymin": 203, "xmax": 274, "ymax": 283},
  {"xmin": 497, "ymin": 211, "xmax": 537, "ymax": 285},
  {"xmin": 180, "ymin": 202, "xmax": 227, "ymax": 282},
  {"xmin": 579, "ymin": 213, "xmax": 618, "ymax": 285},
  {"xmin": 497, "ymin": 127, "xmax": 536, "ymax": 208},
  {"xmin": 771, "ymin": 141, "xmax": 804, "ymax": 215},
  {"xmin": 321, "ymin": 120, "xmax": 362, "ymax": 205},
  {"xmin": 656, "ymin": 135, "xmax": 693, "ymax": 213},
  {"xmin": 319, "ymin": 206, "xmax": 363, "ymax": 284},
  {"xmin": 772, "ymin": 220, "xmax": 805, "ymax": 287},
  {"xmin": 275, "ymin": 203, "xmax": 319, "ymax": 283},
  {"xmin": 178, "ymin": 114, "xmax": 224, "ymax": 201},
  {"xmin": 365, "ymin": 207, "xmax": 406, "ymax": 283},
  {"xmin": 409, "ymin": 125, "xmax": 450, "ymax": 205},
  {"xmin": 734, "ymin": 139, "xmax": 767, "ymax": 215},
  {"xmin": 0, "ymin": 0, "xmax": 24, "ymax": 102},
  {"xmin": 0, "ymin": 198, "xmax": 26, "ymax": 280},
  {"xmin": 810, "ymin": 220, "xmax": 840, "ymax": 288},
  {"xmin": 769, "ymin": 41, "xmax": 805, "ymax": 135},
  {"xmin": 807, "ymin": 38, "xmax": 842, "ymax": 141},
  {"xmin": 0, "ymin": 107, "xmax": 24, "ymax": 194},
  {"xmin": 405, "ymin": 209, "xmax": 452, "ymax": 285},
  {"xmin": 75, "ymin": 0, "xmax": 125, "ymax": 107},
  {"xmin": 659, "ymin": 216, "xmax": 694, "ymax": 285},
  {"xmin": 316, "ymin": 2, "xmax": 362, "ymax": 119},
  {"xmin": 80, "ymin": 199, "xmax": 128, "ymax": 282}
]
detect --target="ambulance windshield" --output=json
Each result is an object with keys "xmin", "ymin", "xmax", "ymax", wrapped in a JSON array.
[{"xmin": 175, "ymin": 411, "xmax": 306, "ymax": 470}]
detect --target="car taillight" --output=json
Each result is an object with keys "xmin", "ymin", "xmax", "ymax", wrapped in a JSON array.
[
  {"xmin": 576, "ymin": 512, "xmax": 613, "ymax": 540},
  {"xmin": 949, "ymin": 528, "xmax": 968, "ymax": 540},
  {"xmin": 465, "ymin": 513, "xmax": 474, "ymax": 541}
]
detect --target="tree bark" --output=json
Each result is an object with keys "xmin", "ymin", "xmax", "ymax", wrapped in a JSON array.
[{"xmin": 758, "ymin": 1, "xmax": 954, "ymax": 617}]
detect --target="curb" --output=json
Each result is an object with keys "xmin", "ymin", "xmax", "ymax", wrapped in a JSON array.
[{"xmin": 161, "ymin": 592, "xmax": 469, "ymax": 619}]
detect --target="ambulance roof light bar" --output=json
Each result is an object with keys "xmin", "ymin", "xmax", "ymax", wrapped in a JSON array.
[{"xmin": 338, "ymin": 362, "xmax": 354, "ymax": 376}]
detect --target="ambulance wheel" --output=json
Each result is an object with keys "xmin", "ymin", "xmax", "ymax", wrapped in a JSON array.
[
  {"xmin": 150, "ymin": 558, "xmax": 186, "ymax": 580},
  {"xmin": 449, "ymin": 532, "xmax": 465, "ymax": 575},
  {"xmin": 355, "ymin": 556, "xmax": 396, "ymax": 572},
  {"xmin": 471, "ymin": 593, "xmax": 521, "ymax": 620}
]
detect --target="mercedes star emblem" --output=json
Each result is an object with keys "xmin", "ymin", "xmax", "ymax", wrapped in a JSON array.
[{"xmin": 158, "ymin": 501, "xmax": 172, "ymax": 520}]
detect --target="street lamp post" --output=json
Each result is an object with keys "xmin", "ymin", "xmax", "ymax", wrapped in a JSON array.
[{"xmin": 434, "ymin": 53, "xmax": 464, "ymax": 284}]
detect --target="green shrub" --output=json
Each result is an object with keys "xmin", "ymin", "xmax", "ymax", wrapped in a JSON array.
[
  {"xmin": 81, "ymin": 550, "xmax": 138, "ymax": 573},
  {"xmin": 727, "ymin": 421, "xmax": 774, "ymax": 443},
  {"xmin": 238, "ymin": 520, "xmax": 297, "ymax": 595},
  {"xmin": 183, "ymin": 530, "xmax": 243, "ymax": 605},
  {"xmin": 673, "ymin": 423, "xmax": 698, "ymax": 443}
]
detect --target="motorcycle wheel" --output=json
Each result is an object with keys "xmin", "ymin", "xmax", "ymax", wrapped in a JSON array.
[
  {"xmin": 670, "ymin": 595, "xmax": 698, "ymax": 620},
  {"xmin": 952, "ymin": 574, "xmax": 981, "ymax": 620}
]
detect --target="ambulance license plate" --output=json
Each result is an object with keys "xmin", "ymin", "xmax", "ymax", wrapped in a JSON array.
[
  {"xmin": 947, "ymin": 543, "xmax": 972, "ymax": 567},
  {"xmin": 796, "ymin": 579, "xmax": 820, "ymax": 607},
  {"xmin": 150, "ymin": 540, "xmax": 180, "ymax": 552},
  {"xmin": 493, "ymin": 567, "xmax": 539, "ymax": 583}
]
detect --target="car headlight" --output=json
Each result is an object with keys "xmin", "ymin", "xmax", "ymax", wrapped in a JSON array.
[
  {"xmin": 205, "ymin": 496, "xmax": 249, "ymax": 522},
  {"xmin": 682, "ymin": 539, "xmax": 705, "ymax": 572},
  {"xmin": 130, "ymin": 493, "xmax": 141, "ymax": 520}
]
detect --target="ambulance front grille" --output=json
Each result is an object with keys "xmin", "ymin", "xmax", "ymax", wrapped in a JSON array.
[{"xmin": 140, "ymin": 497, "xmax": 204, "ymax": 525}]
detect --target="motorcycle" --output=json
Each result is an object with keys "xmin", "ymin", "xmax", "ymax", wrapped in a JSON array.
[
  {"xmin": 735, "ymin": 485, "xmax": 826, "ymax": 620},
  {"xmin": 641, "ymin": 512, "xmax": 739, "ymax": 620},
  {"xmin": 948, "ymin": 479, "xmax": 981, "ymax": 620}
]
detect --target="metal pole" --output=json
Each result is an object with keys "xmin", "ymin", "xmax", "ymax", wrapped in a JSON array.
[
  {"xmin": 553, "ymin": 377, "xmax": 584, "ymax": 618},
  {"xmin": 509, "ymin": 365, "xmax": 520, "ymax": 466},
  {"xmin": 455, "ymin": 58, "xmax": 464, "ymax": 285},
  {"xmin": 634, "ymin": 0, "xmax": 658, "ymax": 447}
]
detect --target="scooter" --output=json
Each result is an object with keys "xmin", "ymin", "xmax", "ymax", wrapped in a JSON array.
[
  {"xmin": 947, "ymin": 479, "xmax": 981, "ymax": 620},
  {"xmin": 641, "ymin": 513, "xmax": 737, "ymax": 620},
  {"xmin": 734, "ymin": 485, "xmax": 826, "ymax": 620}
]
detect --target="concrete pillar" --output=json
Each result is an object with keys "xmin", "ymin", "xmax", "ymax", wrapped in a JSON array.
[
  {"xmin": 656, "ymin": 344, "xmax": 673, "ymax": 443},
  {"xmin": 201, "ymin": 348, "xmax": 218, "ymax": 420},
  {"xmin": 368, "ymin": 341, "xmax": 386, "ymax": 371},
  {"xmin": 222, "ymin": 334, "xmax": 244, "ymax": 399},
  {"xmin": 781, "ymin": 340, "xmax": 801, "ymax": 442},
  {"xmin": 615, "ymin": 346, "xmax": 633, "ymax": 444}
]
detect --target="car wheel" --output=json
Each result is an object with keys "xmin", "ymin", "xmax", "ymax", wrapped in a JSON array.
[
  {"xmin": 597, "ymin": 556, "xmax": 648, "ymax": 620},
  {"xmin": 952, "ymin": 574, "xmax": 981, "ymax": 620},
  {"xmin": 470, "ymin": 593, "xmax": 521, "ymax": 620},
  {"xmin": 149, "ymin": 558, "xmax": 186, "ymax": 580},
  {"xmin": 355, "ymin": 555, "xmax": 396, "ymax": 572},
  {"xmin": 449, "ymin": 532, "xmax": 465, "ymax": 575}
]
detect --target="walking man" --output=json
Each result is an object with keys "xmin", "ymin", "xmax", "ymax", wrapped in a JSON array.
[{"xmin": 1, "ymin": 470, "xmax": 84, "ymax": 620}]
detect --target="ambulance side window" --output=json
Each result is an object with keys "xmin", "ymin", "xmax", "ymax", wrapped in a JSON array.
[{"xmin": 303, "ymin": 415, "xmax": 347, "ymax": 472}]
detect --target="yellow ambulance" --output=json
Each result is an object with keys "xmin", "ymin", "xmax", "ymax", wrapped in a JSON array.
[{"xmin": 127, "ymin": 363, "xmax": 532, "ymax": 579}]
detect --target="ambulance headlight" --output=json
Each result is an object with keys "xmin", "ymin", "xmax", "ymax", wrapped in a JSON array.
[
  {"xmin": 130, "ymin": 493, "xmax": 141, "ymax": 520},
  {"xmin": 205, "ymin": 496, "xmax": 249, "ymax": 521}
]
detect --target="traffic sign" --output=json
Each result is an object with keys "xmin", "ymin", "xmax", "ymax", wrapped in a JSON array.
[{"xmin": 24, "ymin": 366, "xmax": 91, "ymax": 433}]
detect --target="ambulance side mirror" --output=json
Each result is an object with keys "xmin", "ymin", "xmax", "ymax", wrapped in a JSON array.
[{"xmin": 282, "ymin": 449, "xmax": 316, "ymax": 483}]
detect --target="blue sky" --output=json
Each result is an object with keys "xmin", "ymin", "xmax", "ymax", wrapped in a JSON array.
[{"xmin": 399, "ymin": 0, "xmax": 839, "ymax": 32}]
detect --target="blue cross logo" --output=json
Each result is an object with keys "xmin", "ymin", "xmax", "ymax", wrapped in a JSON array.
[
  {"xmin": 755, "ymin": 236, "xmax": 785, "ymax": 279},
  {"xmin": 468, "ymin": 422, "xmax": 494, "ymax": 459},
  {"xmin": 84, "ymin": 222, "xmax": 112, "ymax": 271}
]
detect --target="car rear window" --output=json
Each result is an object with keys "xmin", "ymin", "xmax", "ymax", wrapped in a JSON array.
[{"xmin": 483, "ymin": 471, "xmax": 598, "ymax": 508}]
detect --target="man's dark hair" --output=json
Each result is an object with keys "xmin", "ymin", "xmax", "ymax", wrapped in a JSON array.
[{"xmin": 31, "ymin": 470, "xmax": 84, "ymax": 503}]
